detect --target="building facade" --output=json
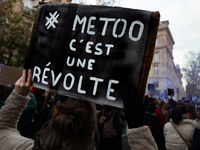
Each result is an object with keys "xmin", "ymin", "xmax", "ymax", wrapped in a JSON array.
[{"xmin": 147, "ymin": 21, "xmax": 184, "ymax": 101}]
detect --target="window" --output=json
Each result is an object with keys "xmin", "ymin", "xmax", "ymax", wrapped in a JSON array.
[
  {"xmin": 24, "ymin": 0, "xmax": 33, "ymax": 9},
  {"xmin": 156, "ymin": 38, "xmax": 158, "ymax": 46},
  {"xmin": 154, "ymin": 81, "xmax": 159, "ymax": 88},
  {"xmin": 23, "ymin": 0, "xmax": 34, "ymax": 15},
  {"xmin": 154, "ymin": 65, "xmax": 158, "ymax": 75},
  {"xmin": 154, "ymin": 53, "xmax": 158, "ymax": 61}
]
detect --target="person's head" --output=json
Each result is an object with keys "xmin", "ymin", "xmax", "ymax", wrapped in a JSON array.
[
  {"xmin": 171, "ymin": 104, "xmax": 188, "ymax": 124},
  {"xmin": 159, "ymin": 101, "xmax": 165, "ymax": 108},
  {"xmin": 185, "ymin": 103, "xmax": 198, "ymax": 119},
  {"xmin": 171, "ymin": 107, "xmax": 182, "ymax": 124},
  {"xmin": 159, "ymin": 101, "xmax": 169, "ymax": 110},
  {"xmin": 33, "ymin": 97, "xmax": 97, "ymax": 150},
  {"xmin": 146, "ymin": 102, "xmax": 156, "ymax": 113},
  {"xmin": 177, "ymin": 105, "xmax": 188, "ymax": 114},
  {"xmin": 184, "ymin": 100, "xmax": 190, "ymax": 103},
  {"xmin": 177, "ymin": 102, "xmax": 187, "ymax": 113}
]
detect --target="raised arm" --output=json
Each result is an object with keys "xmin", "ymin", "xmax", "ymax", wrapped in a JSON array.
[
  {"xmin": 0, "ymin": 69, "xmax": 34, "ymax": 150},
  {"xmin": 15, "ymin": 69, "xmax": 32, "ymax": 97}
]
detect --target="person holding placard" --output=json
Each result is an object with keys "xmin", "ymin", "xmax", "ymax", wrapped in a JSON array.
[{"xmin": 0, "ymin": 69, "xmax": 158, "ymax": 150}]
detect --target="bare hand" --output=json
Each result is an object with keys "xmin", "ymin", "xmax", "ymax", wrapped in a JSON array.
[{"xmin": 15, "ymin": 69, "xmax": 32, "ymax": 97}]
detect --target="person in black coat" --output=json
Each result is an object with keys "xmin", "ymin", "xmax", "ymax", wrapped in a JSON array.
[
  {"xmin": 98, "ymin": 105, "xmax": 122, "ymax": 150},
  {"xmin": 144, "ymin": 102, "xmax": 166, "ymax": 150},
  {"xmin": 191, "ymin": 128, "xmax": 200, "ymax": 150},
  {"xmin": 191, "ymin": 119, "xmax": 200, "ymax": 150}
]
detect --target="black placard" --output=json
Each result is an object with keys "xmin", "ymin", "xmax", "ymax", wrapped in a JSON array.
[{"xmin": 25, "ymin": 3, "xmax": 160, "ymax": 108}]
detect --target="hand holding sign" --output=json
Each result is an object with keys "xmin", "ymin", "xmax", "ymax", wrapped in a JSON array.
[{"xmin": 15, "ymin": 69, "xmax": 32, "ymax": 97}]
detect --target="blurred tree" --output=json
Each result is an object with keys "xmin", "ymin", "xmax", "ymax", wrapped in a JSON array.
[
  {"xmin": 0, "ymin": 0, "xmax": 34, "ymax": 67},
  {"xmin": 182, "ymin": 51, "xmax": 200, "ymax": 96},
  {"xmin": 185, "ymin": 82, "xmax": 195, "ymax": 97}
]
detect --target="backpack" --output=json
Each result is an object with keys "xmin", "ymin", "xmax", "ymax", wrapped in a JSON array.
[{"xmin": 99, "ymin": 109, "xmax": 118, "ymax": 138}]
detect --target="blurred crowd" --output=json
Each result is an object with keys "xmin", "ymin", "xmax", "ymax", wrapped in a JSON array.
[{"xmin": 0, "ymin": 82, "xmax": 200, "ymax": 150}]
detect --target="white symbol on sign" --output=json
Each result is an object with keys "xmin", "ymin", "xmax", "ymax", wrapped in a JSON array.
[{"xmin": 45, "ymin": 11, "xmax": 59, "ymax": 29}]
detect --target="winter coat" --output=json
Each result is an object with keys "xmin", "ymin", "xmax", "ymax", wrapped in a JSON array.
[
  {"xmin": 20, "ymin": 93, "xmax": 37, "ymax": 121},
  {"xmin": 0, "ymin": 93, "xmax": 37, "ymax": 138},
  {"xmin": 0, "ymin": 90, "xmax": 34, "ymax": 150},
  {"xmin": 18, "ymin": 93, "xmax": 37, "ymax": 137},
  {"xmin": 191, "ymin": 119, "xmax": 200, "ymax": 150},
  {"xmin": 0, "ymin": 90, "xmax": 158, "ymax": 150},
  {"xmin": 144, "ymin": 113, "xmax": 166, "ymax": 150},
  {"xmin": 127, "ymin": 126, "xmax": 158, "ymax": 150},
  {"xmin": 164, "ymin": 119, "xmax": 194, "ymax": 150}
]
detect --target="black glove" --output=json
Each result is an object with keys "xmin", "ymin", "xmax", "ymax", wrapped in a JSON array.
[{"xmin": 123, "ymin": 89, "xmax": 149, "ymax": 129}]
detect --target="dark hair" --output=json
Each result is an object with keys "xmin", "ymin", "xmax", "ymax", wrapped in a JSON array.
[
  {"xmin": 184, "ymin": 100, "xmax": 190, "ymax": 103},
  {"xmin": 33, "ymin": 97, "xmax": 97, "ymax": 150},
  {"xmin": 159, "ymin": 101, "xmax": 165, "ymax": 108},
  {"xmin": 171, "ymin": 107, "xmax": 182, "ymax": 124},
  {"xmin": 185, "ymin": 103, "xmax": 198, "ymax": 119},
  {"xmin": 177, "ymin": 103, "xmax": 188, "ymax": 113},
  {"xmin": 146, "ymin": 102, "xmax": 156, "ymax": 113}
]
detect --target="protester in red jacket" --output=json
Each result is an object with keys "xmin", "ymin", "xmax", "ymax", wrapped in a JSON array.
[{"xmin": 155, "ymin": 101, "xmax": 169, "ymax": 129}]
